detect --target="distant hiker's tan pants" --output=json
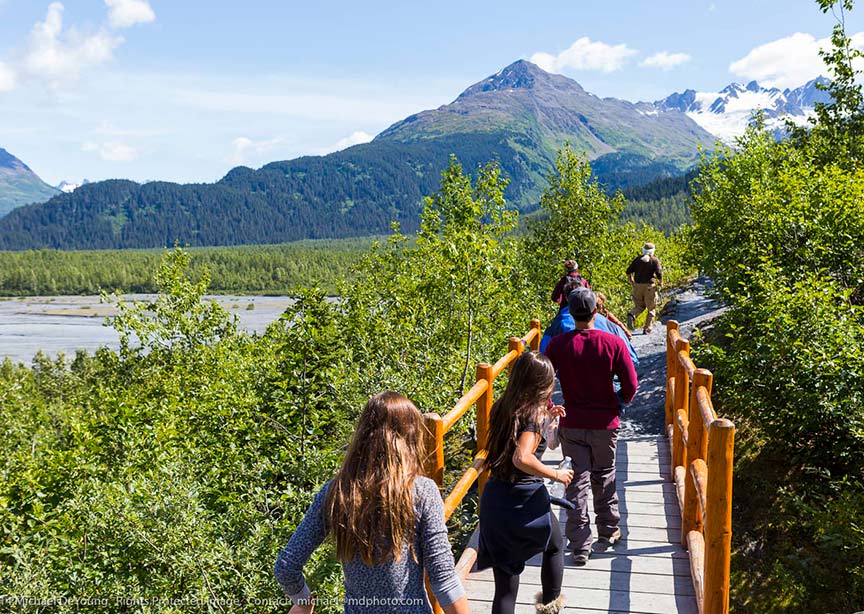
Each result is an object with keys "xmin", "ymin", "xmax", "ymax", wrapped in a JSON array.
[{"xmin": 629, "ymin": 283, "xmax": 657, "ymax": 330}]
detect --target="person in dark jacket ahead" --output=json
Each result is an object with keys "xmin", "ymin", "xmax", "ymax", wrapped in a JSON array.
[
  {"xmin": 544, "ymin": 287, "xmax": 638, "ymax": 566},
  {"xmin": 625, "ymin": 242, "xmax": 663, "ymax": 334},
  {"xmin": 550, "ymin": 259, "xmax": 590, "ymax": 308}
]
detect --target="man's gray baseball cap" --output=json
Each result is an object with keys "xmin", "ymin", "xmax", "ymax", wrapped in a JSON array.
[{"xmin": 568, "ymin": 287, "xmax": 597, "ymax": 319}]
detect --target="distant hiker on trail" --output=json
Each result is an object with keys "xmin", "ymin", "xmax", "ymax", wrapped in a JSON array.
[
  {"xmin": 544, "ymin": 287, "xmax": 638, "ymax": 566},
  {"xmin": 551, "ymin": 260, "xmax": 590, "ymax": 308},
  {"xmin": 274, "ymin": 392, "xmax": 470, "ymax": 614},
  {"xmin": 626, "ymin": 242, "xmax": 663, "ymax": 334},
  {"xmin": 595, "ymin": 291, "xmax": 632, "ymax": 341},
  {"xmin": 478, "ymin": 351, "xmax": 572, "ymax": 614}
]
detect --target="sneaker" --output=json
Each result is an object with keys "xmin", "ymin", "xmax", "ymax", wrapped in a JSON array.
[
  {"xmin": 598, "ymin": 528, "xmax": 622, "ymax": 546},
  {"xmin": 643, "ymin": 327, "xmax": 653, "ymax": 334},
  {"xmin": 573, "ymin": 549, "xmax": 591, "ymax": 566},
  {"xmin": 626, "ymin": 313, "xmax": 635, "ymax": 330}
]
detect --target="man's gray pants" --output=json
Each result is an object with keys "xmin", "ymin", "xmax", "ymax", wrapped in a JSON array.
[{"xmin": 559, "ymin": 427, "xmax": 620, "ymax": 552}]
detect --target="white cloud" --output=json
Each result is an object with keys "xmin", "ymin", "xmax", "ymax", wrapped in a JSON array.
[
  {"xmin": 730, "ymin": 32, "xmax": 864, "ymax": 88},
  {"xmin": 19, "ymin": 3, "xmax": 122, "ymax": 85},
  {"xmin": 0, "ymin": 1, "xmax": 154, "ymax": 91},
  {"xmin": 530, "ymin": 37, "xmax": 637, "ymax": 74},
  {"xmin": 105, "ymin": 0, "xmax": 155, "ymax": 29},
  {"xmin": 82, "ymin": 140, "xmax": 138, "ymax": 161},
  {"xmin": 640, "ymin": 51, "xmax": 691, "ymax": 70},
  {"xmin": 330, "ymin": 131, "xmax": 373, "ymax": 152},
  {"xmin": 0, "ymin": 60, "xmax": 15, "ymax": 91},
  {"xmin": 227, "ymin": 136, "xmax": 292, "ymax": 165}
]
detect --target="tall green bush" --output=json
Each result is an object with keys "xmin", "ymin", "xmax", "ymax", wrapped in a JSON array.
[
  {"xmin": 688, "ymin": 8, "xmax": 864, "ymax": 602},
  {"xmin": 525, "ymin": 144, "xmax": 692, "ymax": 320}
]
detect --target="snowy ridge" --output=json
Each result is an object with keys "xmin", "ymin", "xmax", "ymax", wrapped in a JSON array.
[
  {"xmin": 651, "ymin": 77, "xmax": 832, "ymax": 142},
  {"xmin": 57, "ymin": 179, "xmax": 89, "ymax": 193}
]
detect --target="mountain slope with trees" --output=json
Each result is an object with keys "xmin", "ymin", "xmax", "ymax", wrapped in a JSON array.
[
  {"xmin": 0, "ymin": 148, "xmax": 59, "ymax": 217},
  {"xmin": 0, "ymin": 61, "xmax": 714, "ymax": 250}
]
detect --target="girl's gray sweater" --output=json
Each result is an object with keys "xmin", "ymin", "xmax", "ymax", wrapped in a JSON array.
[{"xmin": 274, "ymin": 476, "xmax": 465, "ymax": 613}]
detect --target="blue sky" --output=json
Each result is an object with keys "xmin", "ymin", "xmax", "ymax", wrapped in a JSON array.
[{"xmin": 1, "ymin": 0, "xmax": 861, "ymax": 185}]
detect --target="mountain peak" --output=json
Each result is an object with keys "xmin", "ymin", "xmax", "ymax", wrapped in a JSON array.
[
  {"xmin": 490, "ymin": 59, "xmax": 547, "ymax": 86},
  {"xmin": 457, "ymin": 59, "xmax": 576, "ymax": 99}
]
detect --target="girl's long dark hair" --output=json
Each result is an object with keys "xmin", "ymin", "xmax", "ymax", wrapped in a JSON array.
[{"xmin": 486, "ymin": 352, "xmax": 555, "ymax": 480}]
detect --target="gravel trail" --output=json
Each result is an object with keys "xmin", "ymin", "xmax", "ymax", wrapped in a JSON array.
[{"xmin": 619, "ymin": 278, "xmax": 727, "ymax": 437}]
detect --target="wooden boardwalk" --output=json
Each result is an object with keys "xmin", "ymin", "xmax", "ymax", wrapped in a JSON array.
[{"xmin": 464, "ymin": 434, "xmax": 698, "ymax": 614}]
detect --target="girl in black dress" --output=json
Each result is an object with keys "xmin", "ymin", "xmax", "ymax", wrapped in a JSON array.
[{"xmin": 478, "ymin": 352, "xmax": 573, "ymax": 614}]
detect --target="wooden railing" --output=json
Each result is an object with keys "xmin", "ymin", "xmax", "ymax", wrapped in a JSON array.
[
  {"xmin": 665, "ymin": 320, "xmax": 735, "ymax": 614},
  {"xmin": 423, "ymin": 318, "xmax": 542, "ymax": 614}
]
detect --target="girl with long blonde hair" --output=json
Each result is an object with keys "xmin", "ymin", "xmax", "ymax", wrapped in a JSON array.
[{"xmin": 275, "ymin": 392, "xmax": 470, "ymax": 614}]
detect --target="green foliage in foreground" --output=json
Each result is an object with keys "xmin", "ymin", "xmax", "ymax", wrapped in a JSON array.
[
  {"xmin": 0, "ymin": 238, "xmax": 375, "ymax": 297},
  {"xmin": 689, "ymin": 38, "xmax": 864, "ymax": 609},
  {"xmin": 0, "ymin": 152, "xmax": 690, "ymax": 613}
]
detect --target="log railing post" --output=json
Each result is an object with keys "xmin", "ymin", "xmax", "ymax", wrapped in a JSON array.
[
  {"xmin": 475, "ymin": 362, "xmax": 494, "ymax": 496},
  {"xmin": 423, "ymin": 413, "xmax": 445, "ymax": 488},
  {"xmin": 695, "ymin": 369, "xmax": 714, "ymax": 462},
  {"xmin": 683, "ymin": 369, "xmax": 713, "ymax": 543},
  {"xmin": 666, "ymin": 320, "xmax": 680, "ymax": 478},
  {"xmin": 672, "ymin": 339, "xmax": 690, "ymax": 488},
  {"xmin": 665, "ymin": 320, "xmax": 680, "ymax": 430},
  {"xmin": 529, "ymin": 319, "xmax": 542, "ymax": 351},
  {"xmin": 426, "ymin": 576, "xmax": 444, "ymax": 614},
  {"xmin": 507, "ymin": 337, "xmax": 524, "ymax": 374},
  {"xmin": 704, "ymin": 419, "xmax": 735, "ymax": 614}
]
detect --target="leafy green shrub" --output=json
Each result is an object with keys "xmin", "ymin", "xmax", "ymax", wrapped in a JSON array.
[
  {"xmin": 524, "ymin": 144, "xmax": 693, "ymax": 321},
  {"xmin": 690, "ymin": 73, "xmax": 864, "ymax": 607}
]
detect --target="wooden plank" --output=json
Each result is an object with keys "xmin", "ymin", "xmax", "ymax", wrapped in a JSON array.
[
  {"xmin": 469, "ymin": 567, "xmax": 696, "ymax": 594},
  {"xmin": 519, "ymin": 544, "xmax": 691, "ymax": 569},
  {"xmin": 464, "ymin": 581, "xmax": 699, "ymax": 614},
  {"xmin": 541, "ymin": 464, "xmax": 672, "ymax": 480},
  {"xmin": 616, "ymin": 481, "xmax": 677, "ymax": 493},
  {"xmin": 468, "ymin": 433, "xmax": 697, "ymax": 613},
  {"xmin": 585, "ymin": 499, "xmax": 681, "ymax": 516},
  {"xmin": 611, "ymin": 516, "xmax": 682, "ymax": 530}
]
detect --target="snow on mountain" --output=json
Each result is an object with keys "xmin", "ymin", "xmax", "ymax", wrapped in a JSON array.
[
  {"xmin": 652, "ymin": 77, "xmax": 832, "ymax": 143},
  {"xmin": 57, "ymin": 179, "xmax": 89, "ymax": 193}
]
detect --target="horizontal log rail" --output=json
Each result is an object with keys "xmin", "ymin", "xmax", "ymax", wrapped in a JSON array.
[
  {"xmin": 442, "ymin": 379, "xmax": 489, "ymax": 432},
  {"xmin": 666, "ymin": 320, "xmax": 735, "ymax": 614},
  {"xmin": 424, "ymin": 318, "xmax": 542, "ymax": 614}
]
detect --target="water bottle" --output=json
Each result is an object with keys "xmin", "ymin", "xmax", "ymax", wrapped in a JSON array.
[{"xmin": 547, "ymin": 456, "xmax": 572, "ymax": 499}]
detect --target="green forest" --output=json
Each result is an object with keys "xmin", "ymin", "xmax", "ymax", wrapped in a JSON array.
[
  {"xmin": 0, "ymin": 174, "xmax": 692, "ymax": 298},
  {"xmin": 0, "ymin": 238, "xmax": 375, "ymax": 297},
  {"xmin": 1, "ymin": 1, "xmax": 863, "ymax": 611}
]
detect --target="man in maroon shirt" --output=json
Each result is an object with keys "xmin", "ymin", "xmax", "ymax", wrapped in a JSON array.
[{"xmin": 544, "ymin": 287, "xmax": 638, "ymax": 565}]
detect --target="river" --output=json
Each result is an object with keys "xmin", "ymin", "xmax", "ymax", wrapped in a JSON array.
[{"xmin": 0, "ymin": 295, "xmax": 297, "ymax": 364}]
